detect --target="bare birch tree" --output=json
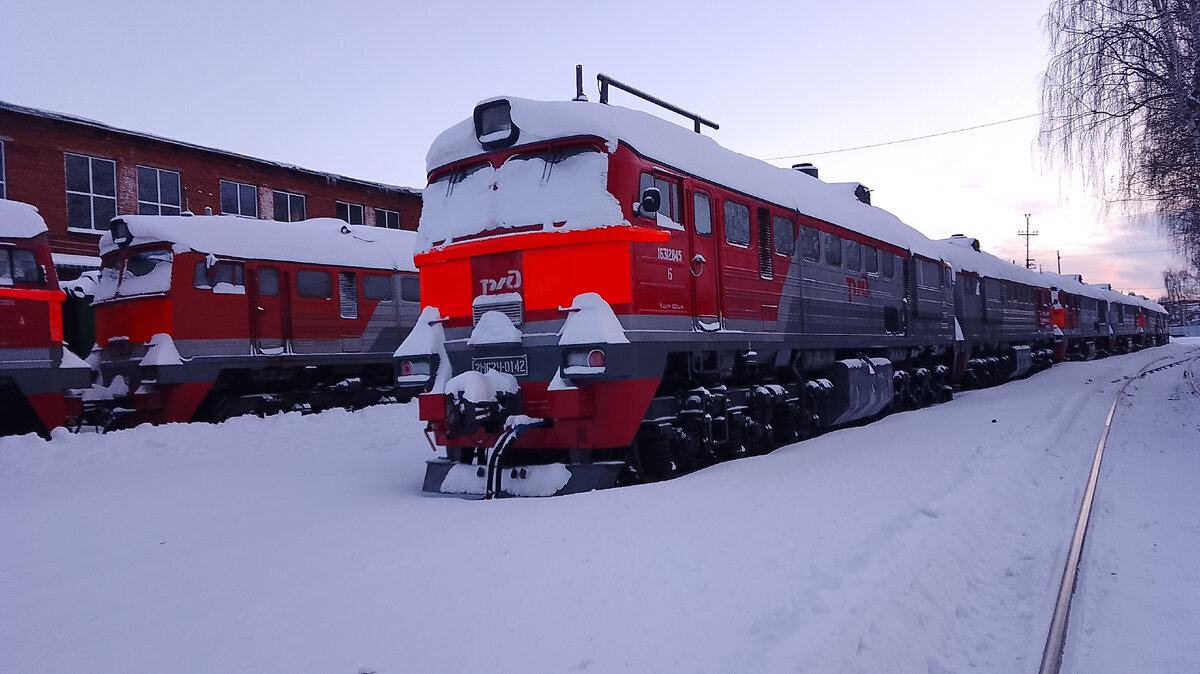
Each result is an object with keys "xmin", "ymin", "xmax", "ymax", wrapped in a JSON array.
[{"xmin": 1040, "ymin": 0, "xmax": 1200, "ymax": 272}]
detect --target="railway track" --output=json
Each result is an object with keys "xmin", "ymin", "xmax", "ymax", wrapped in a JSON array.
[{"xmin": 1038, "ymin": 348, "xmax": 1200, "ymax": 674}]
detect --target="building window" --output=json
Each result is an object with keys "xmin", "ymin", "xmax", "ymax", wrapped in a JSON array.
[
  {"xmin": 336, "ymin": 201, "xmax": 364, "ymax": 225},
  {"xmin": 137, "ymin": 166, "xmax": 182, "ymax": 215},
  {"xmin": 0, "ymin": 141, "xmax": 6, "ymax": 199},
  {"xmin": 220, "ymin": 180, "xmax": 258, "ymax": 218},
  {"xmin": 65, "ymin": 153, "xmax": 117, "ymax": 231},
  {"xmin": 272, "ymin": 190, "xmax": 306, "ymax": 222},
  {"xmin": 375, "ymin": 208, "xmax": 400, "ymax": 229}
]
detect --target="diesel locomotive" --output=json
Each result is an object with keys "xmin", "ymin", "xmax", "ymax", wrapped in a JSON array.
[
  {"xmin": 85, "ymin": 214, "xmax": 423, "ymax": 428},
  {"xmin": 397, "ymin": 87, "xmax": 1167, "ymax": 498}
]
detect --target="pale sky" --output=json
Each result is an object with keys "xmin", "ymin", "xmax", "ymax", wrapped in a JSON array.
[{"xmin": 2, "ymin": 0, "xmax": 1184, "ymax": 298}]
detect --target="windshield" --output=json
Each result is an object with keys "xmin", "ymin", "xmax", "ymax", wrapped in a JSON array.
[
  {"xmin": 93, "ymin": 247, "xmax": 174, "ymax": 301},
  {"xmin": 0, "ymin": 247, "xmax": 41, "ymax": 286},
  {"xmin": 417, "ymin": 147, "xmax": 624, "ymax": 250}
]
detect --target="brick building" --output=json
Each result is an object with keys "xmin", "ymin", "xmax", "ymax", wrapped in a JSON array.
[{"xmin": 0, "ymin": 100, "xmax": 422, "ymax": 279}]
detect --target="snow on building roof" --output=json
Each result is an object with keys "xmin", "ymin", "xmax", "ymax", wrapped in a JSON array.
[
  {"xmin": 929, "ymin": 235, "xmax": 1051, "ymax": 288},
  {"xmin": 99, "ymin": 215, "xmax": 416, "ymax": 272},
  {"xmin": 0, "ymin": 199, "xmax": 49, "ymax": 239},
  {"xmin": 424, "ymin": 97, "xmax": 938, "ymax": 256}
]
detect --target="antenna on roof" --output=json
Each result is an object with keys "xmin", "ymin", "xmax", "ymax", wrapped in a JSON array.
[
  {"xmin": 595, "ymin": 71, "xmax": 719, "ymax": 134},
  {"xmin": 573, "ymin": 65, "xmax": 588, "ymax": 102}
]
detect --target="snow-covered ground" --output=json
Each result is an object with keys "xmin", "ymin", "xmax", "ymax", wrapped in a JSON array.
[{"xmin": 2, "ymin": 340, "xmax": 1197, "ymax": 673}]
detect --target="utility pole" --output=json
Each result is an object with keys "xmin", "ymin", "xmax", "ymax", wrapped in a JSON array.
[
  {"xmin": 1017, "ymin": 214, "xmax": 1039, "ymax": 270},
  {"xmin": 1057, "ymin": 250, "xmax": 1061, "ymax": 274}
]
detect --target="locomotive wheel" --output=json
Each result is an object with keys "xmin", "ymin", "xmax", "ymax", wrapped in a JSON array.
[{"xmin": 628, "ymin": 433, "xmax": 675, "ymax": 483}]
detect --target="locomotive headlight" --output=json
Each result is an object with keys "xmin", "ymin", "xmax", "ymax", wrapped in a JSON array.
[
  {"xmin": 474, "ymin": 99, "xmax": 520, "ymax": 150},
  {"xmin": 110, "ymin": 218, "xmax": 133, "ymax": 248},
  {"xmin": 398, "ymin": 358, "xmax": 431, "ymax": 377},
  {"xmin": 395, "ymin": 355, "xmax": 436, "ymax": 385},
  {"xmin": 563, "ymin": 347, "xmax": 607, "ymax": 376}
]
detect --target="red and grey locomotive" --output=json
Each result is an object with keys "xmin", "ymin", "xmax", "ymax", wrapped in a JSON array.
[
  {"xmin": 398, "ymin": 91, "xmax": 1167, "ymax": 497},
  {"xmin": 88, "ymin": 214, "xmax": 422, "ymax": 428},
  {"xmin": 0, "ymin": 199, "xmax": 91, "ymax": 436}
]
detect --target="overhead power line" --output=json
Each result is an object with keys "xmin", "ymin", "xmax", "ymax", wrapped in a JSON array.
[{"xmin": 766, "ymin": 113, "xmax": 1040, "ymax": 161}]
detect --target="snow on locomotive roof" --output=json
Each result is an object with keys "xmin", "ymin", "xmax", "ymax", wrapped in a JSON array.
[
  {"xmin": 0, "ymin": 199, "xmax": 48, "ymax": 239},
  {"xmin": 930, "ymin": 235, "xmax": 1050, "ymax": 288},
  {"xmin": 424, "ymin": 97, "xmax": 938, "ymax": 256},
  {"xmin": 1040, "ymin": 270, "xmax": 1108, "ymax": 301},
  {"xmin": 99, "ymin": 215, "xmax": 416, "ymax": 271}
]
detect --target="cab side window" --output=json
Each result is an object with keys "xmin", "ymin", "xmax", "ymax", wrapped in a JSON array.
[
  {"xmin": 639, "ymin": 173, "xmax": 680, "ymax": 223},
  {"xmin": 693, "ymin": 193, "xmax": 712, "ymax": 236},
  {"xmin": 723, "ymin": 200, "xmax": 750, "ymax": 246}
]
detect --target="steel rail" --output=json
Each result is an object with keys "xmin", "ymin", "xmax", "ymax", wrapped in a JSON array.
[{"xmin": 1039, "ymin": 350, "xmax": 1200, "ymax": 673}]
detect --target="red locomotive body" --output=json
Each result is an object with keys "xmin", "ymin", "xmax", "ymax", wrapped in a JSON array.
[
  {"xmin": 0, "ymin": 200, "xmax": 91, "ymax": 436},
  {"xmin": 400, "ymin": 94, "xmax": 1168, "ymax": 497},
  {"xmin": 89, "ymin": 214, "xmax": 421, "ymax": 427}
]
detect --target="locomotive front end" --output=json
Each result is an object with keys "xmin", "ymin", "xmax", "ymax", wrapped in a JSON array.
[{"xmin": 402, "ymin": 98, "xmax": 668, "ymax": 497}]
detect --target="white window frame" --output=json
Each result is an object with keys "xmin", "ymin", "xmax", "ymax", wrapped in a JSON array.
[
  {"xmin": 336, "ymin": 201, "xmax": 364, "ymax": 225},
  {"xmin": 137, "ymin": 165, "xmax": 182, "ymax": 216},
  {"xmin": 64, "ymin": 153, "xmax": 117, "ymax": 232},
  {"xmin": 0, "ymin": 141, "xmax": 7, "ymax": 199},
  {"xmin": 375, "ymin": 207, "xmax": 400, "ymax": 229},
  {"xmin": 220, "ymin": 179, "xmax": 258, "ymax": 218},
  {"xmin": 272, "ymin": 190, "xmax": 306, "ymax": 222}
]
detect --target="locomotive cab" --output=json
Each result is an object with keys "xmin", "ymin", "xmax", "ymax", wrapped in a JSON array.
[{"xmin": 0, "ymin": 199, "xmax": 91, "ymax": 437}]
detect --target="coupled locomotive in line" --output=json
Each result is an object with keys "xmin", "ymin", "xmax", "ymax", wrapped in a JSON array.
[
  {"xmin": 1046, "ymin": 271, "xmax": 1168, "ymax": 360},
  {"xmin": 85, "ymin": 214, "xmax": 423, "ymax": 428},
  {"xmin": 0, "ymin": 199, "xmax": 92, "ymax": 437},
  {"xmin": 398, "ymin": 88, "xmax": 1168, "ymax": 497}
]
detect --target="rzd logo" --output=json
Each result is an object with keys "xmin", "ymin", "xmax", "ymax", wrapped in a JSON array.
[
  {"xmin": 847, "ymin": 274, "xmax": 870, "ymax": 301},
  {"xmin": 480, "ymin": 269, "xmax": 522, "ymax": 295}
]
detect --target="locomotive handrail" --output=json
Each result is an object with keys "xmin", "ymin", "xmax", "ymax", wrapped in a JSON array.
[
  {"xmin": 483, "ymin": 418, "xmax": 551, "ymax": 499},
  {"xmin": 596, "ymin": 73, "xmax": 718, "ymax": 134}
]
